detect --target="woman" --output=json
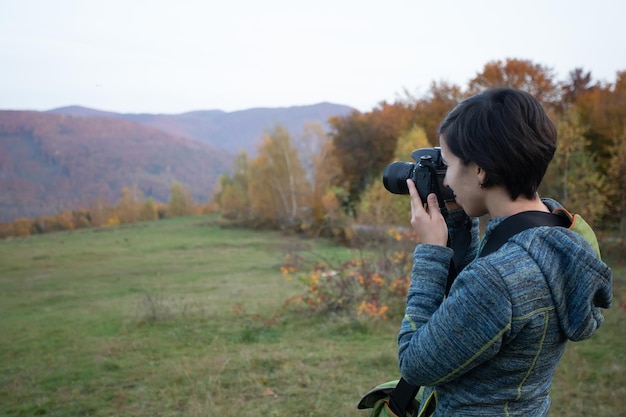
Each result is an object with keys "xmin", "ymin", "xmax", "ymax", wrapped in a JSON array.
[{"xmin": 398, "ymin": 88, "xmax": 612, "ymax": 416}]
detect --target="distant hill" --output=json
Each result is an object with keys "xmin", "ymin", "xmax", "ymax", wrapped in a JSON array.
[
  {"xmin": 49, "ymin": 102, "xmax": 356, "ymax": 154},
  {"xmin": 0, "ymin": 111, "xmax": 232, "ymax": 222},
  {"xmin": 0, "ymin": 103, "xmax": 355, "ymax": 222}
]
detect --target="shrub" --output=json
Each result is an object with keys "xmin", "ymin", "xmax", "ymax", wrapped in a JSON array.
[{"xmin": 281, "ymin": 227, "xmax": 417, "ymax": 319}]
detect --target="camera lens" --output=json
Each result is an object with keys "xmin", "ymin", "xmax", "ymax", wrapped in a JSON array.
[{"xmin": 382, "ymin": 162, "xmax": 414, "ymax": 194}]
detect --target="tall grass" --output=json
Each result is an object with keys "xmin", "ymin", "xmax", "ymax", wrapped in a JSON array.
[{"xmin": 0, "ymin": 217, "xmax": 624, "ymax": 416}]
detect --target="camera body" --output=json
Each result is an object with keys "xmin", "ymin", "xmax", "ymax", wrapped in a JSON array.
[{"xmin": 382, "ymin": 147, "xmax": 455, "ymax": 207}]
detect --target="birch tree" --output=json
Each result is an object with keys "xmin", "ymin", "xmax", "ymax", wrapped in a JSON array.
[
  {"xmin": 248, "ymin": 125, "xmax": 309, "ymax": 228},
  {"xmin": 296, "ymin": 122, "xmax": 343, "ymax": 231},
  {"xmin": 117, "ymin": 185, "xmax": 144, "ymax": 224}
]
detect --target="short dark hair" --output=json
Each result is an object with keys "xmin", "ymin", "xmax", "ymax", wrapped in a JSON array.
[{"xmin": 438, "ymin": 88, "xmax": 557, "ymax": 200}]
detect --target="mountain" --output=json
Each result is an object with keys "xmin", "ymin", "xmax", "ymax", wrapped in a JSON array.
[
  {"xmin": 49, "ymin": 102, "xmax": 356, "ymax": 153},
  {"xmin": 0, "ymin": 111, "xmax": 232, "ymax": 223},
  {"xmin": 0, "ymin": 103, "xmax": 355, "ymax": 223}
]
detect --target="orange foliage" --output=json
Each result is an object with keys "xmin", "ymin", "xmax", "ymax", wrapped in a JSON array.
[
  {"xmin": 12, "ymin": 218, "xmax": 33, "ymax": 237},
  {"xmin": 0, "ymin": 180, "xmax": 203, "ymax": 239},
  {"xmin": 468, "ymin": 58, "xmax": 560, "ymax": 109},
  {"xmin": 281, "ymin": 228, "xmax": 415, "ymax": 319},
  {"xmin": 329, "ymin": 102, "xmax": 414, "ymax": 202}
]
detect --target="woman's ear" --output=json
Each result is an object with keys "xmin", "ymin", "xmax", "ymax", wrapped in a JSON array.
[{"xmin": 476, "ymin": 166, "xmax": 488, "ymax": 188}]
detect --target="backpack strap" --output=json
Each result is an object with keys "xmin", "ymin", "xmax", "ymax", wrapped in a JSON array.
[
  {"xmin": 388, "ymin": 378, "xmax": 421, "ymax": 416},
  {"xmin": 478, "ymin": 211, "xmax": 571, "ymax": 258},
  {"xmin": 553, "ymin": 208, "xmax": 601, "ymax": 258}
]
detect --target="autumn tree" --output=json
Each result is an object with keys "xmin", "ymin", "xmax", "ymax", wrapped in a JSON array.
[
  {"xmin": 248, "ymin": 125, "xmax": 310, "ymax": 229},
  {"xmin": 296, "ymin": 122, "xmax": 345, "ymax": 234},
  {"xmin": 214, "ymin": 151, "xmax": 250, "ymax": 220},
  {"xmin": 140, "ymin": 197, "xmax": 158, "ymax": 221},
  {"xmin": 608, "ymin": 128, "xmax": 626, "ymax": 257},
  {"xmin": 89, "ymin": 197, "xmax": 117, "ymax": 227},
  {"xmin": 33, "ymin": 212, "xmax": 75, "ymax": 233},
  {"xmin": 11, "ymin": 218, "xmax": 33, "ymax": 237},
  {"xmin": 357, "ymin": 125, "xmax": 431, "ymax": 227},
  {"xmin": 167, "ymin": 181, "xmax": 196, "ymax": 217},
  {"xmin": 117, "ymin": 185, "xmax": 144, "ymax": 224},
  {"xmin": 410, "ymin": 81, "xmax": 466, "ymax": 144},
  {"xmin": 575, "ymin": 71, "xmax": 626, "ymax": 176},
  {"xmin": 329, "ymin": 102, "xmax": 413, "ymax": 208},
  {"xmin": 468, "ymin": 58, "xmax": 560, "ymax": 111},
  {"xmin": 542, "ymin": 109, "xmax": 608, "ymax": 225},
  {"xmin": 215, "ymin": 124, "xmax": 350, "ymax": 236},
  {"xmin": 72, "ymin": 210, "xmax": 92, "ymax": 229},
  {"xmin": 561, "ymin": 67, "xmax": 598, "ymax": 109}
]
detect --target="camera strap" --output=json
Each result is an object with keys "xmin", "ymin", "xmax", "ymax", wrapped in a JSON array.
[
  {"xmin": 478, "ymin": 210, "xmax": 571, "ymax": 258},
  {"xmin": 445, "ymin": 218, "xmax": 473, "ymax": 295},
  {"xmin": 389, "ymin": 210, "xmax": 571, "ymax": 416}
]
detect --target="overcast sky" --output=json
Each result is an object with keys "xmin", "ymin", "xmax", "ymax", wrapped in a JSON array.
[{"xmin": 1, "ymin": 0, "xmax": 624, "ymax": 114}]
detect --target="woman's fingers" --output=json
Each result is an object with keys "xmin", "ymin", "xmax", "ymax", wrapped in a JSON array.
[{"xmin": 406, "ymin": 179, "xmax": 448, "ymax": 246}]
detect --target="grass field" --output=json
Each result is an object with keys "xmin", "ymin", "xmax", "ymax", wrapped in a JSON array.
[{"xmin": 0, "ymin": 216, "xmax": 624, "ymax": 416}]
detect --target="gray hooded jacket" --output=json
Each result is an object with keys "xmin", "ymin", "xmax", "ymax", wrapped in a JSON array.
[{"xmin": 398, "ymin": 199, "xmax": 612, "ymax": 416}]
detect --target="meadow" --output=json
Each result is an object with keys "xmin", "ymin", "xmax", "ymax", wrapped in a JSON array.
[{"xmin": 0, "ymin": 217, "xmax": 624, "ymax": 416}]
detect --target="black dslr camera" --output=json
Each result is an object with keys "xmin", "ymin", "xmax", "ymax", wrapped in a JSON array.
[{"xmin": 382, "ymin": 147, "xmax": 455, "ymax": 209}]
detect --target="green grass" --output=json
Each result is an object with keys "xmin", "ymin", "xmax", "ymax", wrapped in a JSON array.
[{"xmin": 0, "ymin": 217, "xmax": 624, "ymax": 416}]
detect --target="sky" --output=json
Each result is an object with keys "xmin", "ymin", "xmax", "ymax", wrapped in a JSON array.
[{"xmin": 1, "ymin": 0, "xmax": 624, "ymax": 114}]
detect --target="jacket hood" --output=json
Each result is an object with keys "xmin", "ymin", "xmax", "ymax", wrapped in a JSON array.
[{"xmin": 504, "ymin": 199, "xmax": 613, "ymax": 341}]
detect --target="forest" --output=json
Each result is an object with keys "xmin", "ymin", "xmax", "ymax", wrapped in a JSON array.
[
  {"xmin": 2, "ymin": 58, "xmax": 626, "ymax": 259},
  {"xmin": 215, "ymin": 59, "xmax": 626, "ymax": 249}
]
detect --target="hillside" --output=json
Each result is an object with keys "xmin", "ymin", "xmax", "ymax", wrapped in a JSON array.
[
  {"xmin": 49, "ymin": 102, "xmax": 356, "ymax": 153},
  {"xmin": 0, "ymin": 111, "xmax": 232, "ymax": 222},
  {"xmin": 0, "ymin": 103, "xmax": 355, "ymax": 223}
]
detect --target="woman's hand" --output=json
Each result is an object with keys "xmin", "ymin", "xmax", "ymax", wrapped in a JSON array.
[{"xmin": 407, "ymin": 179, "xmax": 449, "ymax": 246}]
